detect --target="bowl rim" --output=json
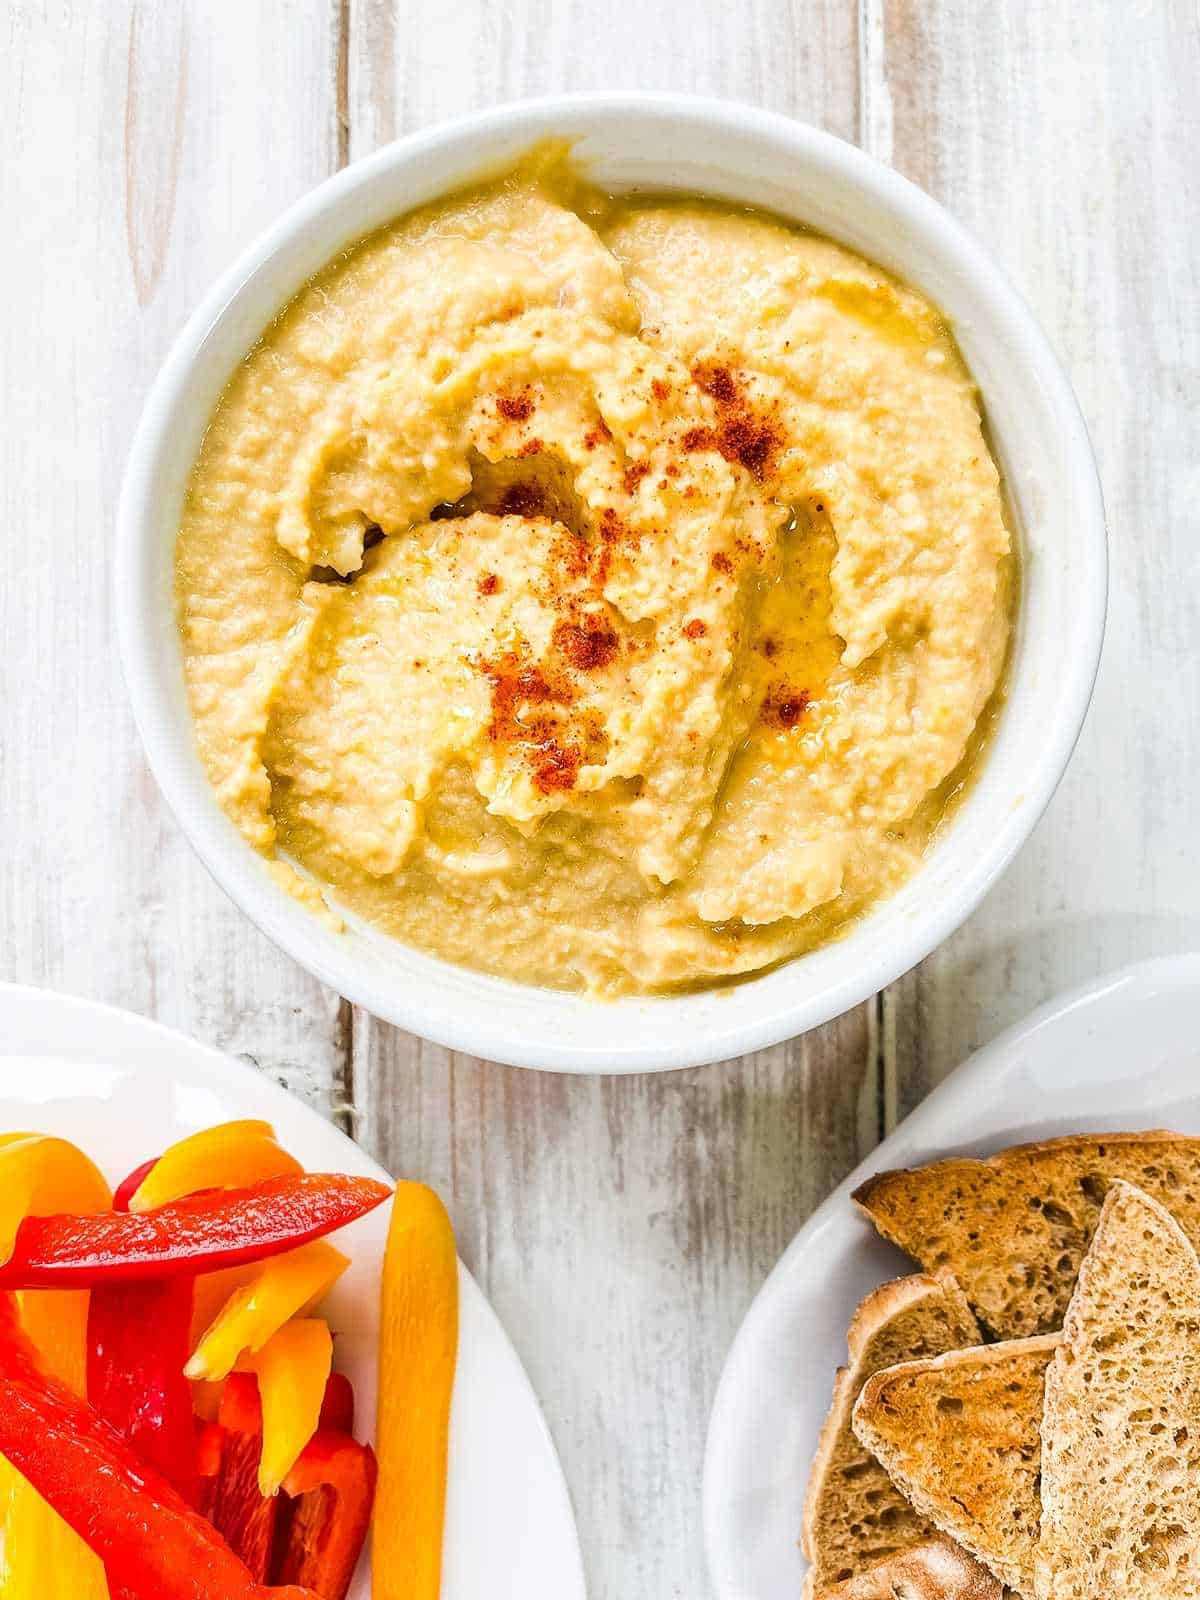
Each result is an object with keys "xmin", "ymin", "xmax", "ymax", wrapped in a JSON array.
[{"xmin": 115, "ymin": 90, "xmax": 1107, "ymax": 1074}]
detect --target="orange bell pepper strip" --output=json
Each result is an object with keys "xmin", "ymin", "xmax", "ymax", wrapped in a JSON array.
[
  {"xmin": 0, "ymin": 1296, "xmax": 314, "ymax": 1600},
  {"xmin": 249, "ymin": 1318, "xmax": 333, "ymax": 1496},
  {"xmin": 129, "ymin": 1122, "xmax": 302, "ymax": 1213},
  {"xmin": 0, "ymin": 1134, "xmax": 112, "ymax": 1600},
  {"xmin": 0, "ymin": 1173, "xmax": 390, "ymax": 1287},
  {"xmin": 373, "ymin": 1183, "xmax": 459, "ymax": 1600},
  {"xmin": 275, "ymin": 1427, "xmax": 378, "ymax": 1600},
  {"xmin": 0, "ymin": 1134, "xmax": 111, "ymax": 1263},
  {"xmin": 186, "ymin": 1239, "xmax": 349, "ymax": 1381}
]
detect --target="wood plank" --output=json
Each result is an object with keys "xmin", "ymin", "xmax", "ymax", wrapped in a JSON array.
[
  {"xmin": 0, "ymin": 0, "xmax": 348, "ymax": 1114},
  {"xmin": 347, "ymin": 0, "xmax": 860, "ymax": 153},
  {"xmin": 351, "ymin": 1008, "xmax": 875, "ymax": 1597},
  {"xmin": 343, "ymin": 3, "xmax": 872, "ymax": 1595},
  {"xmin": 878, "ymin": 0, "xmax": 1200, "ymax": 1115}
]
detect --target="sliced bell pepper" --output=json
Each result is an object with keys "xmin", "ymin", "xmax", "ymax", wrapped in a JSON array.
[
  {"xmin": 250, "ymin": 1318, "xmax": 333, "ymax": 1496},
  {"xmin": 86, "ymin": 1161, "xmax": 199, "ymax": 1502},
  {"xmin": 274, "ymin": 1427, "xmax": 378, "ymax": 1600},
  {"xmin": 0, "ymin": 1135, "xmax": 113, "ymax": 1600},
  {"xmin": 0, "ymin": 1295, "xmax": 313, "ymax": 1600},
  {"xmin": 112, "ymin": 1158, "xmax": 158, "ymax": 1214},
  {"xmin": 0, "ymin": 1451, "xmax": 111, "ymax": 1600},
  {"xmin": 207, "ymin": 1375, "xmax": 281, "ymax": 1580},
  {"xmin": 129, "ymin": 1122, "xmax": 303, "ymax": 1213},
  {"xmin": 187, "ymin": 1240, "xmax": 349, "ymax": 1381},
  {"xmin": 0, "ymin": 1134, "xmax": 111, "ymax": 1264},
  {"xmin": 318, "ymin": 1371, "xmax": 354, "ymax": 1435},
  {"xmin": 0, "ymin": 1288, "xmax": 110, "ymax": 1600},
  {"xmin": 373, "ymin": 1182, "xmax": 459, "ymax": 1600},
  {"xmin": 88, "ymin": 1279, "xmax": 198, "ymax": 1502},
  {"xmin": 196, "ymin": 1419, "xmax": 224, "ymax": 1518},
  {"xmin": 0, "ymin": 1172, "xmax": 391, "ymax": 1288},
  {"xmin": 192, "ymin": 1263, "xmax": 258, "ymax": 1345},
  {"xmin": 14, "ymin": 1287, "xmax": 90, "ymax": 1392}
]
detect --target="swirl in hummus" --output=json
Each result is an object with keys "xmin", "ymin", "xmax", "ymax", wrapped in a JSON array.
[{"xmin": 175, "ymin": 153, "xmax": 1013, "ymax": 996}]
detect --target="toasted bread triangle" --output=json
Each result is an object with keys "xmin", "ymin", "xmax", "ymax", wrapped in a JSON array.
[
  {"xmin": 1035, "ymin": 1180, "xmax": 1200, "ymax": 1599},
  {"xmin": 852, "ymin": 1132, "xmax": 1200, "ymax": 1338},
  {"xmin": 852, "ymin": 1335, "xmax": 1057, "ymax": 1594},
  {"xmin": 803, "ymin": 1273, "xmax": 982, "ymax": 1594}
]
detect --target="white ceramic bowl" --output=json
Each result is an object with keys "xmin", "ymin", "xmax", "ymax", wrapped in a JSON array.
[{"xmin": 116, "ymin": 92, "xmax": 1106, "ymax": 1074}]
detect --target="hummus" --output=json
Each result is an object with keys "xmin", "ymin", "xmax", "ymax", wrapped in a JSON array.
[{"xmin": 176, "ymin": 153, "xmax": 1013, "ymax": 996}]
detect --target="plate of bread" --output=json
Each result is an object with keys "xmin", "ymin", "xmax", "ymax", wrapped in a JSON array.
[{"xmin": 703, "ymin": 952, "xmax": 1200, "ymax": 1600}]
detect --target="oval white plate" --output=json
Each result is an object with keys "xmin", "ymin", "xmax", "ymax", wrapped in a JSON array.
[
  {"xmin": 0, "ymin": 983, "xmax": 586, "ymax": 1600},
  {"xmin": 702, "ymin": 952, "xmax": 1200, "ymax": 1600}
]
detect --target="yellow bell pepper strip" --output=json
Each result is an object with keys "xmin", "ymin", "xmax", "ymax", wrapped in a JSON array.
[
  {"xmin": 129, "ymin": 1122, "xmax": 303, "ymax": 1213},
  {"xmin": 192, "ymin": 1263, "xmax": 257, "ymax": 1346},
  {"xmin": 250, "ymin": 1318, "xmax": 333, "ymax": 1496},
  {"xmin": 0, "ymin": 1447, "xmax": 110, "ymax": 1600},
  {"xmin": 0, "ymin": 1134, "xmax": 111, "ymax": 1263},
  {"xmin": 0, "ymin": 1135, "xmax": 112, "ymax": 1600},
  {"xmin": 317, "ymin": 1370, "xmax": 355, "ymax": 1435},
  {"xmin": 186, "ymin": 1239, "xmax": 349, "ymax": 1382},
  {"xmin": 0, "ymin": 1172, "xmax": 390, "ymax": 1287},
  {"xmin": 373, "ymin": 1182, "xmax": 459, "ymax": 1600},
  {"xmin": 0, "ymin": 1295, "xmax": 316, "ymax": 1600}
]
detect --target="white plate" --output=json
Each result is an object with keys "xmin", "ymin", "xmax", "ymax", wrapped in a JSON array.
[
  {"xmin": 0, "ymin": 983, "xmax": 586, "ymax": 1600},
  {"xmin": 702, "ymin": 952, "xmax": 1200, "ymax": 1600}
]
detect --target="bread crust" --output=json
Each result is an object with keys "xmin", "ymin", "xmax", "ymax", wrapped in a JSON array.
[{"xmin": 802, "ymin": 1273, "xmax": 981, "ymax": 1595}]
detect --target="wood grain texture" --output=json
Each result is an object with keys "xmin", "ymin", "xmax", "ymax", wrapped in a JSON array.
[
  {"xmin": 878, "ymin": 0, "xmax": 1200, "ymax": 1116},
  {"xmin": 0, "ymin": 0, "xmax": 349, "ymax": 1113}
]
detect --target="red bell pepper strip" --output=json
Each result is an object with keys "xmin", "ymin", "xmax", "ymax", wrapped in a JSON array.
[
  {"xmin": 198, "ymin": 1372, "xmax": 360, "ymax": 1588},
  {"xmin": 88, "ymin": 1277, "xmax": 199, "ymax": 1503},
  {"xmin": 273, "ymin": 1428, "xmax": 378, "ymax": 1600},
  {"xmin": 0, "ymin": 1294, "xmax": 314, "ymax": 1600},
  {"xmin": 0, "ymin": 1173, "xmax": 391, "ymax": 1288},
  {"xmin": 207, "ymin": 1374, "xmax": 282, "ymax": 1581},
  {"xmin": 318, "ymin": 1371, "xmax": 355, "ymax": 1435},
  {"xmin": 86, "ymin": 1161, "xmax": 200, "ymax": 1502},
  {"xmin": 196, "ymin": 1419, "xmax": 224, "ymax": 1519},
  {"xmin": 112, "ymin": 1157, "xmax": 158, "ymax": 1214}
]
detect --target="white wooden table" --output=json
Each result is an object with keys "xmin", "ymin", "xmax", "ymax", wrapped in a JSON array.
[{"xmin": 4, "ymin": 4, "xmax": 1197, "ymax": 1596}]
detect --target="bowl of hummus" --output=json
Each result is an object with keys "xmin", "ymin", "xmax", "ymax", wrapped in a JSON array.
[{"xmin": 117, "ymin": 94, "xmax": 1105, "ymax": 1072}]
